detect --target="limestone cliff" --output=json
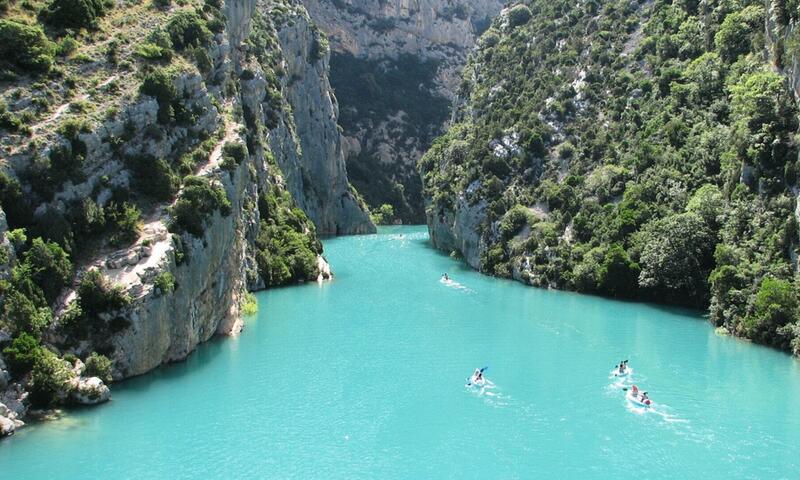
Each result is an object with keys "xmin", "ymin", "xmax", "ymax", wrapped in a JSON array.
[
  {"xmin": 269, "ymin": 11, "xmax": 375, "ymax": 235},
  {"xmin": 0, "ymin": 0, "xmax": 372, "ymax": 431},
  {"xmin": 301, "ymin": 0, "xmax": 504, "ymax": 222}
]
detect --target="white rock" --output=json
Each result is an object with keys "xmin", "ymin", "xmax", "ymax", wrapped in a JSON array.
[
  {"xmin": 0, "ymin": 415, "xmax": 15, "ymax": 437},
  {"xmin": 71, "ymin": 377, "xmax": 111, "ymax": 405}
]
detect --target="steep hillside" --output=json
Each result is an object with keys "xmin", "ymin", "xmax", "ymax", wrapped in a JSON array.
[
  {"xmin": 303, "ymin": 0, "xmax": 504, "ymax": 223},
  {"xmin": 421, "ymin": 0, "xmax": 800, "ymax": 355},
  {"xmin": 0, "ymin": 0, "xmax": 371, "ymax": 435}
]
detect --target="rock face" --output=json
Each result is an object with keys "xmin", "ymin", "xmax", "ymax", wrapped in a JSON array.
[
  {"xmin": 302, "ymin": 0, "xmax": 503, "ymax": 65},
  {"xmin": 301, "ymin": 0, "xmax": 505, "ymax": 222},
  {"xmin": 766, "ymin": 0, "xmax": 800, "ymax": 100},
  {"xmin": 82, "ymin": 0, "xmax": 370, "ymax": 379},
  {"xmin": 0, "ymin": 384, "xmax": 27, "ymax": 438},
  {"xmin": 269, "ymin": 12, "xmax": 375, "ymax": 235},
  {"xmin": 425, "ymin": 183, "xmax": 486, "ymax": 270},
  {"xmin": 0, "ymin": 0, "xmax": 368, "ymax": 393}
]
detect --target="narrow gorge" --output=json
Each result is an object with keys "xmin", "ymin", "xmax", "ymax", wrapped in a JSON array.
[
  {"xmin": 2, "ymin": 0, "xmax": 800, "ymax": 467},
  {"xmin": 305, "ymin": 0, "xmax": 505, "ymax": 222}
]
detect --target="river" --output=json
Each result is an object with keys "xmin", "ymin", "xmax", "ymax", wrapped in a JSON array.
[{"xmin": 1, "ymin": 226, "xmax": 799, "ymax": 478}]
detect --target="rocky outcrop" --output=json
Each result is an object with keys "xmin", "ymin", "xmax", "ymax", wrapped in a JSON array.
[
  {"xmin": 70, "ymin": 376, "xmax": 111, "ymax": 405},
  {"xmin": 425, "ymin": 182, "xmax": 487, "ymax": 269},
  {"xmin": 0, "ymin": 402, "xmax": 23, "ymax": 437},
  {"xmin": 1, "ymin": 383, "xmax": 28, "ymax": 438},
  {"xmin": 268, "ymin": 11, "xmax": 375, "ymax": 235},
  {"xmin": 766, "ymin": 0, "xmax": 800, "ymax": 100},
  {"xmin": 301, "ymin": 0, "xmax": 505, "ymax": 222}
]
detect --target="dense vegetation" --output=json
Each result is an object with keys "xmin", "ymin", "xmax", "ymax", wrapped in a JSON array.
[
  {"xmin": 330, "ymin": 52, "xmax": 450, "ymax": 222},
  {"xmin": 255, "ymin": 154, "xmax": 323, "ymax": 287},
  {"xmin": 420, "ymin": 0, "xmax": 800, "ymax": 355}
]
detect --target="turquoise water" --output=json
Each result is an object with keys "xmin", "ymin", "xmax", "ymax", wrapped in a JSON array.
[{"xmin": 2, "ymin": 226, "xmax": 800, "ymax": 478}]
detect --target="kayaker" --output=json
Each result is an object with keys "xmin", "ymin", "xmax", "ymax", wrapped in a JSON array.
[
  {"xmin": 640, "ymin": 392, "xmax": 649, "ymax": 402},
  {"xmin": 474, "ymin": 368, "xmax": 483, "ymax": 383},
  {"xmin": 442, "ymin": 273, "xmax": 450, "ymax": 281},
  {"xmin": 631, "ymin": 385, "xmax": 639, "ymax": 396}
]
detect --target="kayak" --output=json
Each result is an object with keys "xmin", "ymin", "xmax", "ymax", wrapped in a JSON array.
[
  {"xmin": 626, "ymin": 390, "xmax": 652, "ymax": 407},
  {"xmin": 611, "ymin": 367, "xmax": 633, "ymax": 377}
]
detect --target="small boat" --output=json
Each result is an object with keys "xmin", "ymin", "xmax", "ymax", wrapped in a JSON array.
[
  {"xmin": 466, "ymin": 375, "xmax": 486, "ymax": 387},
  {"xmin": 611, "ymin": 367, "xmax": 633, "ymax": 377},
  {"xmin": 626, "ymin": 390, "xmax": 652, "ymax": 407}
]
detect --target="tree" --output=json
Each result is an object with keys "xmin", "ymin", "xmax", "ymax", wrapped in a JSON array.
[
  {"xmin": 42, "ymin": 0, "xmax": 110, "ymax": 29},
  {"xmin": 27, "ymin": 349, "xmax": 73, "ymax": 407},
  {"xmin": 2, "ymin": 332, "xmax": 43, "ymax": 376},
  {"xmin": 729, "ymin": 70, "xmax": 798, "ymax": 174},
  {"xmin": 83, "ymin": 352, "xmax": 112, "ymax": 383},
  {"xmin": 507, "ymin": 4, "xmax": 533, "ymax": 27},
  {"xmin": 0, "ymin": 20, "xmax": 54, "ymax": 73},
  {"xmin": 714, "ymin": 5, "xmax": 764, "ymax": 62},
  {"xmin": 636, "ymin": 212, "xmax": 715, "ymax": 304},
  {"xmin": 165, "ymin": 11, "xmax": 211, "ymax": 51},
  {"xmin": 140, "ymin": 68, "xmax": 178, "ymax": 124},
  {"xmin": 686, "ymin": 184, "xmax": 723, "ymax": 229},
  {"xmin": 77, "ymin": 269, "xmax": 130, "ymax": 319},
  {"xmin": 24, "ymin": 238, "xmax": 73, "ymax": 303},
  {"xmin": 598, "ymin": 245, "xmax": 640, "ymax": 298},
  {"xmin": 2, "ymin": 290, "xmax": 52, "ymax": 337},
  {"xmin": 371, "ymin": 204, "xmax": 396, "ymax": 225},
  {"xmin": 744, "ymin": 277, "xmax": 797, "ymax": 346}
]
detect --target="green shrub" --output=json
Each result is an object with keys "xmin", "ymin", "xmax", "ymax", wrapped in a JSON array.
[
  {"xmin": 83, "ymin": 352, "xmax": 112, "ymax": 382},
  {"xmin": 192, "ymin": 47, "xmax": 213, "ymax": 74},
  {"xmin": 371, "ymin": 204, "xmax": 395, "ymax": 225},
  {"xmin": 105, "ymin": 202, "xmax": 141, "ymax": 246},
  {"xmin": 2, "ymin": 290, "xmax": 52, "ymax": 338},
  {"xmin": 255, "ymin": 189, "xmax": 321, "ymax": 287},
  {"xmin": 714, "ymin": 5, "xmax": 765, "ymax": 62},
  {"xmin": 140, "ymin": 68, "xmax": 178, "ymax": 124},
  {"xmin": 24, "ymin": 237, "xmax": 72, "ymax": 303},
  {"xmin": 27, "ymin": 349, "xmax": 72, "ymax": 407},
  {"xmin": 221, "ymin": 142, "xmax": 248, "ymax": 172},
  {"xmin": 2, "ymin": 332, "xmax": 43, "ymax": 376},
  {"xmin": 241, "ymin": 292, "xmax": 257, "ymax": 315},
  {"xmin": 42, "ymin": 0, "xmax": 111, "ymax": 29},
  {"xmin": 7, "ymin": 228, "xmax": 27, "ymax": 250},
  {"xmin": 507, "ymin": 4, "xmax": 532, "ymax": 27},
  {"xmin": 0, "ymin": 172, "xmax": 33, "ymax": 228},
  {"xmin": 165, "ymin": 11, "xmax": 211, "ymax": 51},
  {"xmin": 0, "ymin": 20, "xmax": 54, "ymax": 73},
  {"xmin": 77, "ymin": 269, "xmax": 130, "ymax": 319},
  {"xmin": 744, "ymin": 277, "xmax": 797, "ymax": 345},
  {"xmin": 56, "ymin": 35, "xmax": 80, "ymax": 57},
  {"xmin": 499, "ymin": 205, "xmax": 532, "ymax": 240},
  {"xmin": 136, "ymin": 42, "xmax": 170, "ymax": 61},
  {"xmin": 126, "ymin": 155, "xmax": 179, "ymax": 201},
  {"xmin": 153, "ymin": 271, "xmax": 176, "ymax": 294},
  {"xmin": 222, "ymin": 142, "xmax": 248, "ymax": 163},
  {"xmin": 169, "ymin": 176, "xmax": 231, "ymax": 237}
]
